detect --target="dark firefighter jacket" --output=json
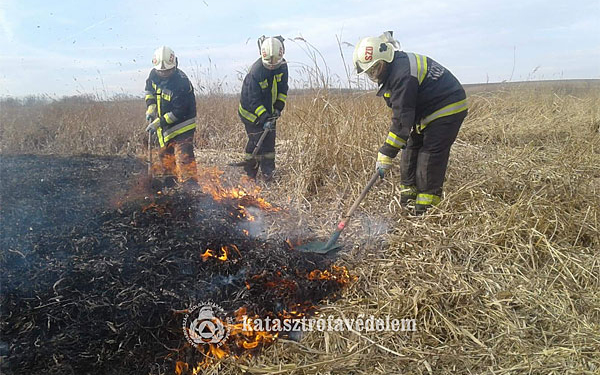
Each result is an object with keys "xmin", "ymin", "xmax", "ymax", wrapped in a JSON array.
[
  {"xmin": 377, "ymin": 51, "xmax": 467, "ymax": 158},
  {"xmin": 239, "ymin": 58, "xmax": 288, "ymax": 125},
  {"xmin": 145, "ymin": 68, "xmax": 197, "ymax": 148}
]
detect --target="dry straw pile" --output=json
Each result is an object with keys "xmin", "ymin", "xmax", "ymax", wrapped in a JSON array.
[{"xmin": 1, "ymin": 80, "xmax": 599, "ymax": 373}]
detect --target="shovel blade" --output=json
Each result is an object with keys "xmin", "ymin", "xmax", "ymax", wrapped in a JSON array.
[{"xmin": 297, "ymin": 241, "xmax": 343, "ymax": 254}]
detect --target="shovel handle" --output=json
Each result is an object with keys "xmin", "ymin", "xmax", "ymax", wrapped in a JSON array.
[
  {"xmin": 338, "ymin": 171, "xmax": 380, "ymax": 229},
  {"xmin": 251, "ymin": 115, "xmax": 278, "ymax": 157},
  {"xmin": 323, "ymin": 171, "xmax": 380, "ymax": 250},
  {"xmin": 252, "ymin": 128, "xmax": 270, "ymax": 157},
  {"xmin": 147, "ymin": 130, "xmax": 153, "ymax": 177}
]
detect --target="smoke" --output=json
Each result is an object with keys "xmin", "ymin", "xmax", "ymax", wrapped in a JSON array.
[{"xmin": 237, "ymin": 206, "xmax": 267, "ymax": 238}]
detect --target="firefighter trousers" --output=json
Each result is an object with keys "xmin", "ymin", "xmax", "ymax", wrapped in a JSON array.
[
  {"xmin": 157, "ymin": 132, "xmax": 197, "ymax": 183},
  {"xmin": 400, "ymin": 111, "xmax": 467, "ymax": 198},
  {"xmin": 243, "ymin": 121, "xmax": 276, "ymax": 178}
]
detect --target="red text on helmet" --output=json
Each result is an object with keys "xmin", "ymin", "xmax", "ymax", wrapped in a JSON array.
[{"xmin": 365, "ymin": 46, "xmax": 373, "ymax": 61}]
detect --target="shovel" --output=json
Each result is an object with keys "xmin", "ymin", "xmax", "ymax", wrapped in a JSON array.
[
  {"xmin": 146, "ymin": 125, "xmax": 168, "ymax": 190},
  {"xmin": 147, "ymin": 130, "xmax": 153, "ymax": 178},
  {"xmin": 229, "ymin": 117, "xmax": 277, "ymax": 167},
  {"xmin": 298, "ymin": 171, "xmax": 380, "ymax": 254}
]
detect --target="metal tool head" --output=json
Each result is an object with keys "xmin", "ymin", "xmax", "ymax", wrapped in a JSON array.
[{"xmin": 297, "ymin": 241, "xmax": 343, "ymax": 254}]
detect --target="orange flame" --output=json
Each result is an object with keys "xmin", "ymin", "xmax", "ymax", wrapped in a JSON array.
[
  {"xmin": 307, "ymin": 265, "xmax": 356, "ymax": 285},
  {"xmin": 177, "ymin": 307, "xmax": 278, "ymax": 372},
  {"xmin": 195, "ymin": 165, "xmax": 278, "ymax": 213},
  {"xmin": 218, "ymin": 246, "xmax": 228, "ymax": 261},
  {"xmin": 201, "ymin": 248, "xmax": 215, "ymax": 262},
  {"xmin": 175, "ymin": 265, "xmax": 355, "ymax": 372},
  {"xmin": 175, "ymin": 361, "xmax": 188, "ymax": 375},
  {"xmin": 201, "ymin": 246, "xmax": 231, "ymax": 262}
]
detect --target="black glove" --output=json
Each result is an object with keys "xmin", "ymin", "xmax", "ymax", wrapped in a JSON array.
[
  {"xmin": 255, "ymin": 111, "xmax": 268, "ymax": 127},
  {"xmin": 274, "ymin": 100, "xmax": 285, "ymax": 113}
]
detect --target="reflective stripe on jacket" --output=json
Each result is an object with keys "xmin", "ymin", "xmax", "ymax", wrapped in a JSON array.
[
  {"xmin": 377, "ymin": 51, "xmax": 467, "ymax": 158},
  {"xmin": 239, "ymin": 58, "xmax": 288, "ymax": 124},
  {"xmin": 144, "ymin": 68, "xmax": 197, "ymax": 147}
]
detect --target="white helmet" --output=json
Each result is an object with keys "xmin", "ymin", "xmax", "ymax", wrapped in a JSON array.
[
  {"xmin": 260, "ymin": 37, "xmax": 285, "ymax": 70},
  {"xmin": 353, "ymin": 32, "xmax": 399, "ymax": 74},
  {"xmin": 152, "ymin": 46, "xmax": 177, "ymax": 71}
]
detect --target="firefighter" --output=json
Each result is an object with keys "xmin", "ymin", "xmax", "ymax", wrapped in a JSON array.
[
  {"xmin": 353, "ymin": 32, "xmax": 468, "ymax": 215},
  {"xmin": 145, "ymin": 46, "xmax": 198, "ymax": 186},
  {"xmin": 238, "ymin": 36, "xmax": 288, "ymax": 180}
]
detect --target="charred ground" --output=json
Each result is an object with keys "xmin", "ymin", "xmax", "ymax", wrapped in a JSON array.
[{"xmin": 0, "ymin": 155, "xmax": 348, "ymax": 374}]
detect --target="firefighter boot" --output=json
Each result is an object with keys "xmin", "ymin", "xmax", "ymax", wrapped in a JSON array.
[
  {"xmin": 414, "ymin": 193, "xmax": 441, "ymax": 216},
  {"xmin": 260, "ymin": 152, "xmax": 276, "ymax": 181},
  {"xmin": 400, "ymin": 185, "xmax": 417, "ymax": 207},
  {"xmin": 243, "ymin": 153, "xmax": 259, "ymax": 179}
]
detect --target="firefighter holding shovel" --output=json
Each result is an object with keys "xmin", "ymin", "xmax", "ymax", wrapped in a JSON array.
[
  {"xmin": 353, "ymin": 32, "xmax": 468, "ymax": 215},
  {"xmin": 145, "ymin": 46, "xmax": 198, "ymax": 187},
  {"xmin": 238, "ymin": 36, "xmax": 289, "ymax": 181}
]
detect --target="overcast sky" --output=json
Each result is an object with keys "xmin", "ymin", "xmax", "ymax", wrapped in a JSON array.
[{"xmin": 0, "ymin": 0, "xmax": 598, "ymax": 98}]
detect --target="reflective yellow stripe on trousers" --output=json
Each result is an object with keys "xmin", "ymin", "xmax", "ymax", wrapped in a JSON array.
[{"xmin": 158, "ymin": 118, "xmax": 197, "ymax": 147}]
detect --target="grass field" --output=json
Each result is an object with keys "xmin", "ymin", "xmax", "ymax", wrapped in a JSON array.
[{"xmin": 1, "ymin": 80, "xmax": 599, "ymax": 374}]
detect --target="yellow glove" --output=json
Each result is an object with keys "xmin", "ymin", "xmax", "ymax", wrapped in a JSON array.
[
  {"xmin": 145, "ymin": 104, "xmax": 157, "ymax": 121},
  {"xmin": 376, "ymin": 152, "xmax": 393, "ymax": 178}
]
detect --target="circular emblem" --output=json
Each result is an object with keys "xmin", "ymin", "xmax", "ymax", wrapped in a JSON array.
[{"xmin": 182, "ymin": 302, "xmax": 233, "ymax": 347}]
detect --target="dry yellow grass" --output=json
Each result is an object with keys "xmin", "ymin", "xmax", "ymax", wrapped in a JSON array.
[{"xmin": 1, "ymin": 80, "xmax": 599, "ymax": 374}]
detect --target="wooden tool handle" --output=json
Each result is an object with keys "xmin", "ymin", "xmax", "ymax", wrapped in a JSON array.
[
  {"xmin": 338, "ymin": 171, "xmax": 380, "ymax": 228},
  {"xmin": 147, "ymin": 131, "xmax": 153, "ymax": 177},
  {"xmin": 252, "ymin": 128, "xmax": 270, "ymax": 157}
]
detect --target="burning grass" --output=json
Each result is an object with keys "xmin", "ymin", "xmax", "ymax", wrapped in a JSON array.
[
  {"xmin": 1, "ymin": 80, "xmax": 600, "ymax": 373},
  {"xmin": 0, "ymin": 155, "xmax": 354, "ymax": 374}
]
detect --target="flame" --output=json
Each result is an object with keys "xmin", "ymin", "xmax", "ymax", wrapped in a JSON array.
[
  {"xmin": 195, "ymin": 165, "xmax": 278, "ymax": 212},
  {"xmin": 228, "ymin": 307, "xmax": 277, "ymax": 352},
  {"xmin": 143, "ymin": 155, "xmax": 278, "ymax": 229},
  {"xmin": 178, "ymin": 307, "xmax": 278, "ymax": 372},
  {"xmin": 175, "ymin": 361, "xmax": 188, "ymax": 375},
  {"xmin": 140, "ymin": 158, "xmax": 357, "ymax": 373},
  {"xmin": 174, "ymin": 265, "xmax": 356, "ymax": 372},
  {"xmin": 217, "ymin": 246, "xmax": 228, "ymax": 261},
  {"xmin": 152, "ymin": 151, "xmax": 199, "ymax": 184},
  {"xmin": 201, "ymin": 246, "xmax": 232, "ymax": 262},
  {"xmin": 307, "ymin": 265, "xmax": 355, "ymax": 285},
  {"xmin": 201, "ymin": 248, "xmax": 215, "ymax": 262}
]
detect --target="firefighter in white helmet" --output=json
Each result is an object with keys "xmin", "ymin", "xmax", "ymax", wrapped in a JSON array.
[
  {"xmin": 353, "ymin": 32, "xmax": 468, "ymax": 215},
  {"xmin": 238, "ymin": 35, "xmax": 289, "ymax": 180},
  {"xmin": 144, "ymin": 46, "xmax": 198, "ymax": 186}
]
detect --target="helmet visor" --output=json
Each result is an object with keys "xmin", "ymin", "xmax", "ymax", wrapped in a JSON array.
[
  {"xmin": 365, "ymin": 61, "xmax": 384, "ymax": 82},
  {"xmin": 156, "ymin": 67, "xmax": 175, "ymax": 78}
]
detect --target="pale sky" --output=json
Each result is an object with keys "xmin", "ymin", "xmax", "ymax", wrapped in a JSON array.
[{"xmin": 0, "ymin": 0, "xmax": 598, "ymax": 98}]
